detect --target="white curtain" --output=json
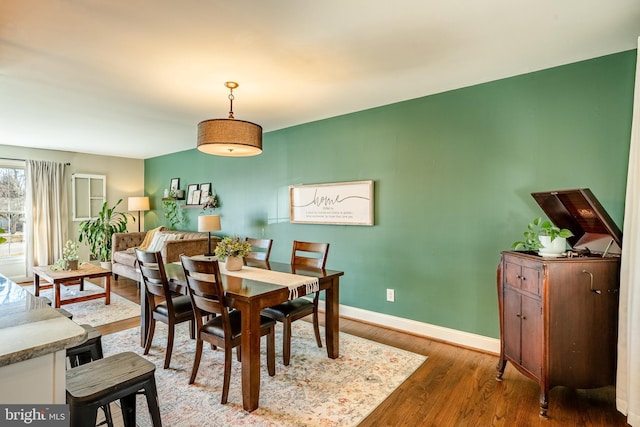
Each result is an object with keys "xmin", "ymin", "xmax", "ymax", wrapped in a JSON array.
[
  {"xmin": 617, "ymin": 38, "xmax": 640, "ymax": 426},
  {"xmin": 25, "ymin": 160, "xmax": 68, "ymax": 275}
]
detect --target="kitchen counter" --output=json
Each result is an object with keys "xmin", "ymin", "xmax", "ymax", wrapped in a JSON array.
[{"xmin": 0, "ymin": 273, "xmax": 87, "ymax": 403}]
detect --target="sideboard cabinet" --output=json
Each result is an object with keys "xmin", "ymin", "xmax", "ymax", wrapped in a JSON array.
[
  {"xmin": 496, "ymin": 251, "xmax": 619, "ymax": 417},
  {"xmin": 496, "ymin": 188, "xmax": 622, "ymax": 418}
]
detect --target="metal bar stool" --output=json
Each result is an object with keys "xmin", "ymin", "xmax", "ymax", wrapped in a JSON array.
[
  {"xmin": 66, "ymin": 351, "xmax": 162, "ymax": 427},
  {"xmin": 65, "ymin": 324, "xmax": 113, "ymax": 426}
]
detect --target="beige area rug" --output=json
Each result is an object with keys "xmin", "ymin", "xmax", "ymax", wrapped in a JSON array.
[
  {"xmin": 102, "ymin": 321, "xmax": 427, "ymax": 427},
  {"xmin": 23, "ymin": 281, "xmax": 140, "ymax": 326}
]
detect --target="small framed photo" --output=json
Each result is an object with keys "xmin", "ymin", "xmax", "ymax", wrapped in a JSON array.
[
  {"xmin": 200, "ymin": 183, "xmax": 211, "ymax": 197},
  {"xmin": 192, "ymin": 189, "xmax": 202, "ymax": 206},
  {"xmin": 186, "ymin": 184, "xmax": 199, "ymax": 205},
  {"xmin": 170, "ymin": 178, "xmax": 180, "ymax": 192}
]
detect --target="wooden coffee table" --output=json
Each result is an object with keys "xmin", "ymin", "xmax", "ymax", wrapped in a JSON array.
[{"xmin": 33, "ymin": 263, "xmax": 111, "ymax": 308}]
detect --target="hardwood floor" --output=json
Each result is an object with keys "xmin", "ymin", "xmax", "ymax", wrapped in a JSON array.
[{"xmin": 103, "ymin": 277, "xmax": 629, "ymax": 427}]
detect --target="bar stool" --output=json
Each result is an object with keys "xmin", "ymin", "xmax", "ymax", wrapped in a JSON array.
[
  {"xmin": 65, "ymin": 324, "xmax": 113, "ymax": 427},
  {"xmin": 66, "ymin": 351, "xmax": 162, "ymax": 427},
  {"xmin": 66, "ymin": 324, "xmax": 103, "ymax": 367}
]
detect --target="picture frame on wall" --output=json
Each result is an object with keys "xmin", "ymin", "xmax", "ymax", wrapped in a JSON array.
[
  {"xmin": 186, "ymin": 184, "xmax": 199, "ymax": 205},
  {"xmin": 192, "ymin": 189, "xmax": 202, "ymax": 206},
  {"xmin": 200, "ymin": 183, "xmax": 211, "ymax": 197},
  {"xmin": 290, "ymin": 180, "xmax": 374, "ymax": 226},
  {"xmin": 170, "ymin": 178, "xmax": 180, "ymax": 192}
]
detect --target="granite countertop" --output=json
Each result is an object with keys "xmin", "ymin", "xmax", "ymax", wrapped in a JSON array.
[{"xmin": 0, "ymin": 274, "xmax": 87, "ymax": 367}]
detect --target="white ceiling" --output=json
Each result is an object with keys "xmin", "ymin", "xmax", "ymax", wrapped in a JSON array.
[{"xmin": 2, "ymin": 1, "xmax": 639, "ymax": 159}]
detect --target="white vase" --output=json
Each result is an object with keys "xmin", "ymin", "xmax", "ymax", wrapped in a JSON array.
[
  {"xmin": 226, "ymin": 256, "xmax": 243, "ymax": 271},
  {"xmin": 538, "ymin": 236, "xmax": 567, "ymax": 256}
]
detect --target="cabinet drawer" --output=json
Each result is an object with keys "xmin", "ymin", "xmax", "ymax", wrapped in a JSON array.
[{"xmin": 504, "ymin": 257, "xmax": 542, "ymax": 296}]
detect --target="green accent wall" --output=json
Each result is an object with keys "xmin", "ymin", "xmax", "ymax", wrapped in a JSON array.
[{"xmin": 145, "ymin": 50, "xmax": 636, "ymax": 339}]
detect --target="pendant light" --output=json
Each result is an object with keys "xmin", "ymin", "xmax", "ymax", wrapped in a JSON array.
[{"xmin": 197, "ymin": 82, "xmax": 263, "ymax": 157}]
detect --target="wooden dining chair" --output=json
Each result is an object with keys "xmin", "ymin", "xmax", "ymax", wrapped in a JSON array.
[
  {"xmin": 243, "ymin": 237, "xmax": 273, "ymax": 265},
  {"xmin": 261, "ymin": 240, "xmax": 329, "ymax": 366},
  {"xmin": 180, "ymin": 255, "xmax": 276, "ymax": 404},
  {"xmin": 135, "ymin": 248, "xmax": 195, "ymax": 369}
]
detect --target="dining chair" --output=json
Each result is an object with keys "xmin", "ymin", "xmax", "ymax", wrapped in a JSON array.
[
  {"xmin": 180, "ymin": 255, "xmax": 276, "ymax": 404},
  {"xmin": 243, "ymin": 237, "xmax": 273, "ymax": 265},
  {"xmin": 261, "ymin": 240, "xmax": 329, "ymax": 366},
  {"xmin": 135, "ymin": 248, "xmax": 195, "ymax": 369}
]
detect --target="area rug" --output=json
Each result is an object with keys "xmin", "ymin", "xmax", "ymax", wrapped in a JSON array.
[
  {"xmin": 102, "ymin": 321, "xmax": 427, "ymax": 427},
  {"xmin": 22, "ymin": 281, "xmax": 140, "ymax": 326}
]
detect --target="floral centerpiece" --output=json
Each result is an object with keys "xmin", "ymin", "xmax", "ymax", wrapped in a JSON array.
[{"xmin": 214, "ymin": 235, "xmax": 251, "ymax": 271}]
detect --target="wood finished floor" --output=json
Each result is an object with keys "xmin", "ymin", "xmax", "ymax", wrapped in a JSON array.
[{"xmin": 100, "ymin": 277, "xmax": 629, "ymax": 427}]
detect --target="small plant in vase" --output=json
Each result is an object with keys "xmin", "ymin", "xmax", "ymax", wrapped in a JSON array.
[
  {"xmin": 214, "ymin": 235, "xmax": 251, "ymax": 271},
  {"xmin": 200, "ymin": 193, "xmax": 219, "ymax": 212},
  {"xmin": 512, "ymin": 217, "xmax": 574, "ymax": 256},
  {"xmin": 51, "ymin": 240, "xmax": 80, "ymax": 271}
]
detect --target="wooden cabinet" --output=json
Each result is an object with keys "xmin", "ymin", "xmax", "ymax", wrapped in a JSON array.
[{"xmin": 496, "ymin": 251, "xmax": 620, "ymax": 417}]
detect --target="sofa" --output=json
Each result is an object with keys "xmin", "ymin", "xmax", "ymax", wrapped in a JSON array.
[{"xmin": 111, "ymin": 227, "xmax": 219, "ymax": 282}]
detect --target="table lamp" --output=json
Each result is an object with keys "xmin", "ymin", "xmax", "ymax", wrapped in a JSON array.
[
  {"xmin": 198, "ymin": 215, "xmax": 221, "ymax": 256},
  {"xmin": 128, "ymin": 196, "xmax": 150, "ymax": 232}
]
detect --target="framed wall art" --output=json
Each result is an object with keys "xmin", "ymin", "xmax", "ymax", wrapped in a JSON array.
[
  {"xmin": 200, "ymin": 182, "xmax": 211, "ymax": 197},
  {"xmin": 170, "ymin": 178, "xmax": 180, "ymax": 192},
  {"xmin": 192, "ymin": 189, "xmax": 202, "ymax": 206},
  {"xmin": 289, "ymin": 180, "xmax": 374, "ymax": 226},
  {"xmin": 186, "ymin": 184, "xmax": 199, "ymax": 205}
]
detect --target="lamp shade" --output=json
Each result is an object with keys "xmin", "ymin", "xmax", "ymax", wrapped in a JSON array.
[
  {"xmin": 197, "ymin": 118, "xmax": 263, "ymax": 157},
  {"xmin": 128, "ymin": 196, "xmax": 150, "ymax": 212},
  {"xmin": 198, "ymin": 215, "xmax": 221, "ymax": 232}
]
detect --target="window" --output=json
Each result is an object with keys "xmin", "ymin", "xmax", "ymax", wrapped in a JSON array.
[
  {"xmin": 0, "ymin": 161, "xmax": 26, "ymax": 260},
  {"xmin": 72, "ymin": 174, "xmax": 106, "ymax": 221}
]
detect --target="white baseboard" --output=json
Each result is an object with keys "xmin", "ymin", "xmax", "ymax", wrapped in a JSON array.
[{"xmin": 317, "ymin": 300, "xmax": 500, "ymax": 355}]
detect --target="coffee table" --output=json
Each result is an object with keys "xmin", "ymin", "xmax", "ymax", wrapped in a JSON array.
[{"xmin": 33, "ymin": 263, "xmax": 111, "ymax": 308}]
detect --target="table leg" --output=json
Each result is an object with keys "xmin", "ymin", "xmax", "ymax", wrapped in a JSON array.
[
  {"xmin": 324, "ymin": 277, "xmax": 340, "ymax": 359},
  {"xmin": 105, "ymin": 275, "xmax": 111, "ymax": 305},
  {"xmin": 34, "ymin": 274, "xmax": 40, "ymax": 296},
  {"xmin": 54, "ymin": 282, "xmax": 61, "ymax": 308},
  {"xmin": 240, "ymin": 301, "xmax": 262, "ymax": 412}
]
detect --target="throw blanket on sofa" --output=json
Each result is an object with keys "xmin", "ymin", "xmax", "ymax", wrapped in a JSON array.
[{"xmin": 137, "ymin": 226, "xmax": 165, "ymax": 250}]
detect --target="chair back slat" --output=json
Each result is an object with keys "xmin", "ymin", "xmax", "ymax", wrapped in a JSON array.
[
  {"xmin": 291, "ymin": 240, "xmax": 329, "ymax": 269},
  {"xmin": 180, "ymin": 255, "xmax": 230, "ymax": 325},
  {"xmin": 244, "ymin": 238, "xmax": 273, "ymax": 263},
  {"xmin": 135, "ymin": 248, "xmax": 172, "ymax": 306}
]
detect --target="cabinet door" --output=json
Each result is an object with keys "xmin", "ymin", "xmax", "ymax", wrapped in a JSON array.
[
  {"xmin": 520, "ymin": 293, "xmax": 543, "ymax": 379},
  {"xmin": 503, "ymin": 287, "xmax": 521, "ymax": 362}
]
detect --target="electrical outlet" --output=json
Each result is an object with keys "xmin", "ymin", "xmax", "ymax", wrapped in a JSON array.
[{"xmin": 386, "ymin": 288, "xmax": 395, "ymax": 302}]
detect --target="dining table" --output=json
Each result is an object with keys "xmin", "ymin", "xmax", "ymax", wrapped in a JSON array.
[{"xmin": 138, "ymin": 258, "xmax": 344, "ymax": 412}]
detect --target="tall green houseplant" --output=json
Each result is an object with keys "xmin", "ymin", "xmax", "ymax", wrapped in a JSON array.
[{"xmin": 78, "ymin": 199, "xmax": 130, "ymax": 262}]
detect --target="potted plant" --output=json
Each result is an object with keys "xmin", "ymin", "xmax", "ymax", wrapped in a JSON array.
[
  {"xmin": 51, "ymin": 240, "xmax": 80, "ymax": 271},
  {"xmin": 512, "ymin": 217, "xmax": 574, "ymax": 256},
  {"xmin": 214, "ymin": 235, "xmax": 251, "ymax": 271},
  {"xmin": 0, "ymin": 228, "xmax": 6, "ymax": 244},
  {"xmin": 78, "ymin": 199, "xmax": 130, "ymax": 270},
  {"xmin": 163, "ymin": 189, "xmax": 184, "ymax": 230}
]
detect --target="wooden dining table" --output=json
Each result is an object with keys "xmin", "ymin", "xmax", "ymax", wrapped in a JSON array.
[{"xmin": 139, "ymin": 258, "xmax": 344, "ymax": 412}]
